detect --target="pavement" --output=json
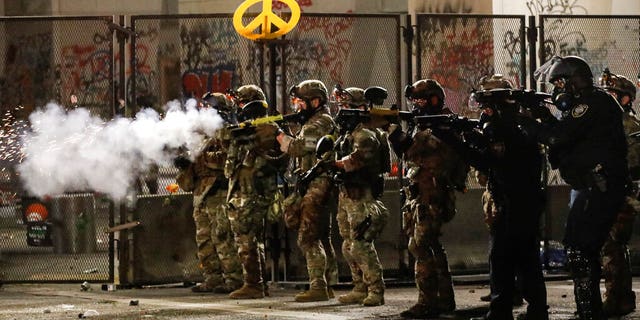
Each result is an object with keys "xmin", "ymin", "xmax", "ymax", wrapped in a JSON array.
[{"xmin": 0, "ymin": 278, "xmax": 639, "ymax": 319}]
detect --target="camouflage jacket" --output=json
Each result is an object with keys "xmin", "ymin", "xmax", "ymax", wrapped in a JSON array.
[
  {"xmin": 337, "ymin": 123, "xmax": 389, "ymax": 179},
  {"xmin": 623, "ymin": 111, "xmax": 640, "ymax": 180},
  {"xmin": 405, "ymin": 127, "xmax": 469, "ymax": 203},
  {"xmin": 224, "ymin": 123, "xmax": 282, "ymax": 195},
  {"xmin": 176, "ymin": 128, "xmax": 230, "ymax": 206},
  {"xmin": 280, "ymin": 107, "xmax": 336, "ymax": 172}
]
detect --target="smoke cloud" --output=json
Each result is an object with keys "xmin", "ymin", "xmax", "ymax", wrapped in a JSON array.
[{"xmin": 17, "ymin": 99, "xmax": 223, "ymax": 200}]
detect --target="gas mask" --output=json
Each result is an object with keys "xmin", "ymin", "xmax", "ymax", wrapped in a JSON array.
[{"xmin": 551, "ymin": 78, "xmax": 573, "ymax": 111}]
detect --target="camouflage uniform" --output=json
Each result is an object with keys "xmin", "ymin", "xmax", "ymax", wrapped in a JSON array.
[
  {"xmin": 598, "ymin": 71, "xmax": 638, "ymax": 316},
  {"xmin": 601, "ymin": 111, "xmax": 640, "ymax": 314},
  {"xmin": 176, "ymin": 129, "xmax": 243, "ymax": 292},
  {"xmin": 407, "ymin": 127, "xmax": 467, "ymax": 310},
  {"xmin": 224, "ymin": 122, "xmax": 281, "ymax": 299},
  {"xmin": 280, "ymin": 106, "xmax": 338, "ymax": 301},
  {"xmin": 395, "ymin": 110, "xmax": 469, "ymax": 314},
  {"xmin": 335, "ymin": 123, "xmax": 390, "ymax": 306}
]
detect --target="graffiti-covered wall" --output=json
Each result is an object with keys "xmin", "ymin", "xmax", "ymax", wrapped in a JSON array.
[
  {"xmin": 131, "ymin": 15, "xmax": 258, "ymax": 113},
  {"xmin": 0, "ymin": 17, "xmax": 113, "ymax": 118},
  {"xmin": 130, "ymin": 14, "xmax": 401, "ymax": 115},
  {"xmin": 416, "ymin": 15, "xmax": 526, "ymax": 114}
]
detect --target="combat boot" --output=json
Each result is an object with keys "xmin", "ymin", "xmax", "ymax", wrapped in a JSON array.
[
  {"xmin": 191, "ymin": 282, "xmax": 217, "ymax": 293},
  {"xmin": 603, "ymin": 291, "xmax": 636, "ymax": 317},
  {"xmin": 337, "ymin": 289, "xmax": 367, "ymax": 304},
  {"xmin": 263, "ymin": 283, "xmax": 270, "ymax": 297},
  {"xmin": 327, "ymin": 286, "xmax": 335, "ymax": 299},
  {"xmin": 229, "ymin": 284, "xmax": 265, "ymax": 299},
  {"xmin": 399, "ymin": 303, "xmax": 440, "ymax": 319},
  {"xmin": 294, "ymin": 287, "xmax": 329, "ymax": 302},
  {"xmin": 362, "ymin": 292, "xmax": 385, "ymax": 306},
  {"xmin": 212, "ymin": 281, "xmax": 242, "ymax": 294}
]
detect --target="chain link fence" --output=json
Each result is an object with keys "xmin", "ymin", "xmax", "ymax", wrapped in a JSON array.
[
  {"xmin": 2, "ymin": 13, "xmax": 640, "ymax": 283},
  {"xmin": 0, "ymin": 16, "xmax": 114, "ymax": 282},
  {"xmin": 539, "ymin": 15, "xmax": 640, "ymax": 271}
]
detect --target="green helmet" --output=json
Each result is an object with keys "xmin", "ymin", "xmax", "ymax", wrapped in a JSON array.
[
  {"xmin": 290, "ymin": 80, "xmax": 328, "ymax": 105},
  {"xmin": 201, "ymin": 92, "xmax": 232, "ymax": 110},
  {"xmin": 478, "ymin": 74, "xmax": 513, "ymax": 91},
  {"xmin": 405, "ymin": 79, "xmax": 445, "ymax": 101},
  {"xmin": 236, "ymin": 84, "xmax": 266, "ymax": 104},
  {"xmin": 333, "ymin": 86, "xmax": 366, "ymax": 108},
  {"xmin": 599, "ymin": 69, "xmax": 636, "ymax": 103}
]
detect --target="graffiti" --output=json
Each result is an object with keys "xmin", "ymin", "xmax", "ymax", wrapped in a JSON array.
[
  {"xmin": 297, "ymin": 15, "xmax": 355, "ymax": 40},
  {"xmin": 59, "ymin": 45, "xmax": 112, "ymax": 107},
  {"xmin": 531, "ymin": 0, "xmax": 618, "ymax": 75},
  {"xmin": 2, "ymin": 32, "xmax": 54, "ymax": 111},
  {"xmin": 273, "ymin": 0, "xmax": 313, "ymax": 11},
  {"xmin": 418, "ymin": 15, "xmax": 529, "ymax": 113},
  {"xmin": 502, "ymin": 30, "xmax": 524, "ymax": 87},
  {"xmin": 284, "ymin": 16, "xmax": 355, "ymax": 85},
  {"xmin": 181, "ymin": 21, "xmax": 239, "ymax": 71},
  {"xmin": 182, "ymin": 65, "xmax": 236, "ymax": 99},
  {"xmin": 421, "ymin": 18, "xmax": 494, "ymax": 89},
  {"xmin": 526, "ymin": 0, "xmax": 587, "ymax": 15},
  {"xmin": 419, "ymin": 0, "xmax": 474, "ymax": 14}
]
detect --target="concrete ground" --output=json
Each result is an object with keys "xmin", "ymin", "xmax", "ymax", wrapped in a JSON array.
[{"xmin": 0, "ymin": 279, "xmax": 638, "ymax": 320}]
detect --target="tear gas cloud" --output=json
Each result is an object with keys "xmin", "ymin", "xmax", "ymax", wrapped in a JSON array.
[{"xmin": 17, "ymin": 100, "xmax": 224, "ymax": 200}]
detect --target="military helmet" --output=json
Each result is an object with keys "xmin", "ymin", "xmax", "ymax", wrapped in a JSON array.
[
  {"xmin": 290, "ymin": 80, "xmax": 328, "ymax": 104},
  {"xmin": 333, "ymin": 86, "xmax": 367, "ymax": 108},
  {"xmin": 405, "ymin": 79, "xmax": 445, "ymax": 101},
  {"xmin": 236, "ymin": 84, "xmax": 266, "ymax": 104},
  {"xmin": 201, "ymin": 92, "xmax": 231, "ymax": 110},
  {"xmin": 237, "ymin": 100, "xmax": 267, "ymax": 122},
  {"xmin": 599, "ymin": 69, "xmax": 636, "ymax": 102},
  {"xmin": 548, "ymin": 55, "xmax": 593, "ymax": 89},
  {"xmin": 478, "ymin": 74, "xmax": 513, "ymax": 91}
]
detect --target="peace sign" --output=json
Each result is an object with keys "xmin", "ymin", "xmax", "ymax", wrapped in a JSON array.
[{"xmin": 233, "ymin": 0, "xmax": 301, "ymax": 40}]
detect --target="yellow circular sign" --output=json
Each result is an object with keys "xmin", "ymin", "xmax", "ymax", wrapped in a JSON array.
[{"xmin": 233, "ymin": 0, "xmax": 301, "ymax": 41}]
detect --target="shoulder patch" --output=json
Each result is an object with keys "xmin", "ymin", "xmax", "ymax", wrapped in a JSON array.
[{"xmin": 571, "ymin": 104, "xmax": 589, "ymax": 118}]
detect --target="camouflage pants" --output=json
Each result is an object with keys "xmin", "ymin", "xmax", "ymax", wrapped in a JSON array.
[
  {"xmin": 297, "ymin": 176, "xmax": 337, "ymax": 289},
  {"xmin": 228, "ymin": 172, "xmax": 274, "ymax": 287},
  {"xmin": 337, "ymin": 189, "xmax": 387, "ymax": 295},
  {"xmin": 405, "ymin": 200, "xmax": 455, "ymax": 310},
  {"xmin": 602, "ymin": 197, "xmax": 636, "ymax": 307},
  {"xmin": 193, "ymin": 188, "xmax": 242, "ymax": 288}
]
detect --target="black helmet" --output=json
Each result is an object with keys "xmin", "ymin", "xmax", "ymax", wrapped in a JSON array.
[
  {"xmin": 237, "ymin": 100, "xmax": 267, "ymax": 122},
  {"xmin": 405, "ymin": 79, "xmax": 445, "ymax": 115},
  {"xmin": 236, "ymin": 85, "xmax": 266, "ymax": 104},
  {"xmin": 290, "ymin": 80, "xmax": 328, "ymax": 105},
  {"xmin": 548, "ymin": 56, "xmax": 593, "ymax": 90},
  {"xmin": 599, "ymin": 68, "xmax": 636, "ymax": 103}
]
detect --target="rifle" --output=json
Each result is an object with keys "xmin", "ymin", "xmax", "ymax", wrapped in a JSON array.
[
  {"xmin": 353, "ymin": 215, "xmax": 372, "ymax": 241},
  {"xmin": 295, "ymin": 135, "xmax": 340, "ymax": 195},
  {"xmin": 414, "ymin": 114, "xmax": 479, "ymax": 132},
  {"xmin": 229, "ymin": 113, "xmax": 304, "ymax": 137},
  {"xmin": 335, "ymin": 107, "xmax": 414, "ymax": 133}
]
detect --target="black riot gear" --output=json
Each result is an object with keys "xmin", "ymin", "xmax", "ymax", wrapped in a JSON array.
[
  {"xmin": 546, "ymin": 56, "xmax": 594, "ymax": 111},
  {"xmin": 237, "ymin": 100, "xmax": 267, "ymax": 122}
]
